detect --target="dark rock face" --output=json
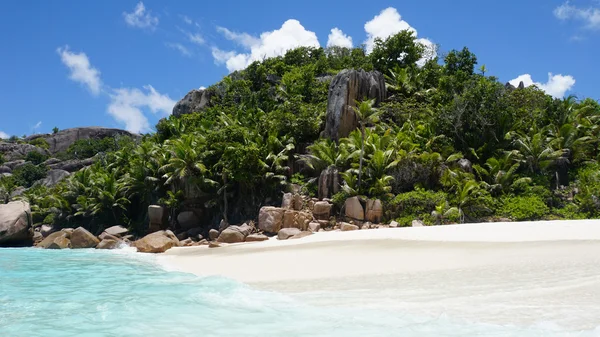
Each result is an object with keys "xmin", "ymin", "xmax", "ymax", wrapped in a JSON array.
[
  {"xmin": 172, "ymin": 89, "xmax": 216, "ymax": 116},
  {"xmin": 517, "ymin": 81, "xmax": 525, "ymax": 90},
  {"xmin": 322, "ymin": 69, "xmax": 386, "ymax": 141},
  {"xmin": 48, "ymin": 157, "xmax": 96, "ymax": 172},
  {"xmin": 318, "ymin": 166, "xmax": 340, "ymax": 200},
  {"xmin": 25, "ymin": 127, "xmax": 139, "ymax": 154},
  {"xmin": 0, "ymin": 143, "xmax": 48, "ymax": 162}
]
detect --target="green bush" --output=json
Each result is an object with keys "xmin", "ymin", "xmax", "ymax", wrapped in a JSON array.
[
  {"xmin": 12, "ymin": 163, "xmax": 47, "ymax": 188},
  {"xmin": 554, "ymin": 203, "xmax": 586, "ymax": 220},
  {"xmin": 64, "ymin": 137, "xmax": 121, "ymax": 160},
  {"xmin": 574, "ymin": 164, "xmax": 600, "ymax": 217},
  {"xmin": 25, "ymin": 151, "xmax": 48, "ymax": 165},
  {"xmin": 0, "ymin": 154, "xmax": 4, "ymax": 165},
  {"xmin": 28, "ymin": 137, "xmax": 50, "ymax": 150},
  {"xmin": 390, "ymin": 189, "xmax": 448, "ymax": 225},
  {"xmin": 43, "ymin": 213, "xmax": 56, "ymax": 225},
  {"xmin": 500, "ymin": 195, "xmax": 549, "ymax": 221}
]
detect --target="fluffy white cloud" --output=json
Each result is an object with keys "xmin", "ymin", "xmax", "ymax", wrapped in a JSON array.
[
  {"xmin": 199, "ymin": 86, "xmax": 206, "ymax": 90},
  {"xmin": 167, "ymin": 43, "xmax": 192, "ymax": 56},
  {"xmin": 363, "ymin": 7, "xmax": 436, "ymax": 66},
  {"xmin": 554, "ymin": 2, "xmax": 600, "ymax": 29},
  {"xmin": 212, "ymin": 19, "xmax": 320, "ymax": 72},
  {"xmin": 107, "ymin": 85, "xmax": 176, "ymax": 133},
  {"xmin": 57, "ymin": 46, "xmax": 102, "ymax": 95},
  {"xmin": 188, "ymin": 33, "xmax": 205, "ymax": 45},
  {"xmin": 509, "ymin": 73, "xmax": 576, "ymax": 98},
  {"xmin": 326, "ymin": 28, "xmax": 353, "ymax": 48},
  {"xmin": 123, "ymin": 2, "xmax": 158, "ymax": 30},
  {"xmin": 0, "ymin": 131, "xmax": 9, "ymax": 139}
]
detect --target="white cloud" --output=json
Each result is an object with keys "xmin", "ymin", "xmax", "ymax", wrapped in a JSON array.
[
  {"xmin": 216, "ymin": 26, "xmax": 261, "ymax": 49},
  {"xmin": 182, "ymin": 15, "xmax": 192, "ymax": 25},
  {"xmin": 32, "ymin": 121, "xmax": 42, "ymax": 133},
  {"xmin": 509, "ymin": 73, "xmax": 576, "ymax": 98},
  {"xmin": 554, "ymin": 2, "xmax": 600, "ymax": 29},
  {"xmin": 199, "ymin": 86, "xmax": 206, "ymax": 90},
  {"xmin": 167, "ymin": 43, "xmax": 192, "ymax": 56},
  {"xmin": 188, "ymin": 33, "xmax": 205, "ymax": 45},
  {"xmin": 107, "ymin": 85, "xmax": 176, "ymax": 133},
  {"xmin": 123, "ymin": 2, "xmax": 158, "ymax": 30},
  {"xmin": 212, "ymin": 19, "xmax": 320, "ymax": 72},
  {"xmin": 57, "ymin": 46, "xmax": 102, "ymax": 95},
  {"xmin": 363, "ymin": 7, "xmax": 436, "ymax": 66},
  {"xmin": 326, "ymin": 28, "xmax": 353, "ymax": 48},
  {"xmin": 0, "ymin": 131, "xmax": 9, "ymax": 139}
]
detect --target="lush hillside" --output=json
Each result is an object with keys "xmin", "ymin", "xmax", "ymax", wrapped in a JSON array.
[{"xmin": 2, "ymin": 31, "xmax": 600, "ymax": 235}]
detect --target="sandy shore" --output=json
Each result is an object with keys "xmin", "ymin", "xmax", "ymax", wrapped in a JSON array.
[{"xmin": 158, "ymin": 220, "xmax": 600, "ymax": 329}]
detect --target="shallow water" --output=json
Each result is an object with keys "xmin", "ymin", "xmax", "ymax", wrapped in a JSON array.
[{"xmin": 1, "ymin": 248, "xmax": 599, "ymax": 337}]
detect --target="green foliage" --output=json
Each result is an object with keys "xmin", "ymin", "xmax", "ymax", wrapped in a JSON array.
[
  {"xmin": 390, "ymin": 189, "xmax": 448, "ymax": 225},
  {"xmin": 500, "ymin": 195, "xmax": 549, "ymax": 221},
  {"xmin": 25, "ymin": 151, "xmax": 48, "ymax": 165},
  {"xmin": 370, "ymin": 30, "xmax": 424, "ymax": 75},
  {"xmin": 574, "ymin": 164, "xmax": 600, "ymax": 217},
  {"xmin": 43, "ymin": 213, "xmax": 56, "ymax": 225},
  {"xmin": 52, "ymin": 127, "xmax": 59, "ymax": 134},
  {"xmin": 12, "ymin": 163, "xmax": 47, "ymax": 188},
  {"xmin": 64, "ymin": 137, "xmax": 128, "ymax": 160},
  {"xmin": 0, "ymin": 154, "xmax": 4, "ymax": 165},
  {"xmin": 28, "ymin": 137, "xmax": 50, "ymax": 150}
]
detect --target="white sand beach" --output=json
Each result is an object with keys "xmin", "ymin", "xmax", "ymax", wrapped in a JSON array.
[{"xmin": 159, "ymin": 220, "xmax": 600, "ymax": 330}]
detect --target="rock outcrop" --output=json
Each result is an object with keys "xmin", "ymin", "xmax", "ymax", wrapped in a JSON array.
[
  {"xmin": 38, "ymin": 230, "xmax": 70, "ymax": 249},
  {"xmin": 312, "ymin": 201, "xmax": 332, "ymax": 221},
  {"xmin": 48, "ymin": 157, "xmax": 96, "ymax": 172},
  {"xmin": 318, "ymin": 166, "xmax": 340, "ymax": 200},
  {"xmin": 258, "ymin": 206, "xmax": 285, "ymax": 233},
  {"xmin": 0, "ymin": 143, "xmax": 48, "ymax": 162},
  {"xmin": 104, "ymin": 225, "xmax": 128, "ymax": 237},
  {"xmin": 172, "ymin": 89, "xmax": 216, "ymax": 116},
  {"xmin": 217, "ymin": 226, "xmax": 246, "ymax": 243},
  {"xmin": 25, "ymin": 127, "xmax": 139, "ymax": 154},
  {"xmin": 135, "ymin": 230, "xmax": 179, "ymax": 253},
  {"xmin": 322, "ymin": 69, "xmax": 386, "ymax": 141},
  {"xmin": 0, "ymin": 201, "xmax": 32, "ymax": 247},
  {"xmin": 344, "ymin": 197, "xmax": 364, "ymax": 223},
  {"xmin": 277, "ymin": 227, "xmax": 301, "ymax": 240},
  {"xmin": 282, "ymin": 210, "xmax": 312, "ymax": 231},
  {"xmin": 148, "ymin": 205, "xmax": 168, "ymax": 232},
  {"xmin": 96, "ymin": 239, "xmax": 120, "ymax": 249},
  {"xmin": 365, "ymin": 199, "xmax": 383, "ymax": 224}
]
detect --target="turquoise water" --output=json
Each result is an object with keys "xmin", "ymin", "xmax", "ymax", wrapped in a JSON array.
[{"xmin": 1, "ymin": 248, "xmax": 599, "ymax": 337}]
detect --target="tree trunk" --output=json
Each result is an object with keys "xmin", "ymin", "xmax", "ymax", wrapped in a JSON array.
[
  {"xmin": 358, "ymin": 127, "xmax": 365, "ymax": 193},
  {"xmin": 222, "ymin": 172, "xmax": 228, "ymax": 224}
]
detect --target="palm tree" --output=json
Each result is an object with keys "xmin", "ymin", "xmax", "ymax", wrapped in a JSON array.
[
  {"xmin": 508, "ymin": 130, "xmax": 564, "ymax": 175},
  {"xmin": 352, "ymin": 99, "xmax": 381, "ymax": 192}
]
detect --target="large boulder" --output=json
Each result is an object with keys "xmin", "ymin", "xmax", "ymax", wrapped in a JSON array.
[
  {"xmin": 70, "ymin": 227, "xmax": 100, "ymax": 249},
  {"xmin": 135, "ymin": 230, "xmax": 179, "ymax": 253},
  {"xmin": 172, "ymin": 89, "xmax": 216, "ymax": 116},
  {"xmin": 96, "ymin": 239, "xmax": 120, "ymax": 250},
  {"xmin": 246, "ymin": 233, "xmax": 269, "ymax": 242},
  {"xmin": 344, "ymin": 197, "xmax": 364, "ymax": 222},
  {"xmin": 365, "ymin": 199, "xmax": 383, "ymax": 224},
  {"xmin": 282, "ymin": 210, "xmax": 311, "ymax": 231},
  {"xmin": 340, "ymin": 222, "xmax": 359, "ymax": 231},
  {"xmin": 0, "ymin": 165, "xmax": 11, "ymax": 174},
  {"xmin": 322, "ymin": 69, "xmax": 386, "ymax": 141},
  {"xmin": 0, "ymin": 201, "xmax": 32, "ymax": 247},
  {"xmin": 217, "ymin": 226, "xmax": 246, "ymax": 243},
  {"xmin": 312, "ymin": 201, "xmax": 332, "ymax": 221},
  {"xmin": 177, "ymin": 211, "xmax": 200, "ymax": 231},
  {"xmin": 25, "ymin": 127, "xmax": 139, "ymax": 154},
  {"xmin": 258, "ymin": 206, "xmax": 285, "ymax": 233},
  {"xmin": 281, "ymin": 193, "xmax": 293, "ymax": 209},
  {"xmin": 48, "ymin": 235, "xmax": 71, "ymax": 249},
  {"xmin": 277, "ymin": 228, "xmax": 301, "ymax": 240},
  {"xmin": 148, "ymin": 205, "xmax": 168, "ymax": 230},
  {"xmin": 318, "ymin": 166, "xmax": 340, "ymax": 200},
  {"xmin": 3, "ymin": 160, "xmax": 25, "ymax": 170},
  {"xmin": 35, "ymin": 169, "xmax": 71, "ymax": 188}
]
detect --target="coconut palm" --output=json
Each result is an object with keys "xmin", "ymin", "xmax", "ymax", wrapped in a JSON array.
[{"xmin": 352, "ymin": 99, "xmax": 381, "ymax": 192}]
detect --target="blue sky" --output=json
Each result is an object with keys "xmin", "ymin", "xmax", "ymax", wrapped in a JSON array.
[{"xmin": 0, "ymin": 0, "xmax": 597, "ymax": 138}]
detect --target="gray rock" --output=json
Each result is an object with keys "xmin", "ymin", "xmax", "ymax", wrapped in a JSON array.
[
  {"xmin": 318, "ymin": 166, "xmax": 340, "ymax": 200},
  {"xmin": 70, "ymin": 227, "xmax": 100, "ymax": 248},
  {"xmin": 277, "ymin": 228, "xmax": 301, "ymax": 240},
  {"xmin": 365, "ymin": 199, "xmax": 383, "ymax": 224},
  {"xmin": 290, "ymin": 231, "xmax": 313, "ymax": 239},
  {"xmin": 32, "ymin": 231, "xmax": 43, "ymax": 244},
  {"xmin": 209, "ymin": 229, "xmax": 219, "ymax": 241},
  {"xmin": 389, "ymin": 221, "xmax": 399, "ymax": 228},
  {"xmin": 345, "ymin": 197, "xmax": 364, "ymax": 222},
  {"xmin": 134, "ymin": 230, "xmax": 179, "ymax": 253},
  {"xmin": 281, "ymin": 192, "xmax": 293, "ymax": 209},
  {"xmin": 322, "ymin": 69, "xmax": 386, "ymax": 141},
  {"xmin": 36, "ymin": 169, "xmax": 71, "ymax": 188},
  {"xmin": 518, "ymin": 81, "xmax": 525, "ymax": 90},
  {"xmin": 186, "ymin": 227, "xmax": 203, "ymax": 238},
  {"xmin": 177, "ymin": 211, "xmax": 200, "ymax": 231},
  {"xmin": 258, "ymin": 206, "xmax": 285, "ymax": 233},
  {"xmin": 148, "ymin": 205, "xmax": 167, "ymax": 229},
  {"xmin": 43, "ymin": 158, "xmax": 62, "ymax": 166},
  {"xmin": 245, "ymin": 233, "xmax": 269, "ymax": 242},
  {"xmin": 99, "ymin": 232, "xmax": 120, "ymax": 241},
  {"xmin": 40, "ymin": 224, "xmax": 55, "ymax": 237},
  {"xmin": 3, "ymin": 160, "xmax": 25, "ymax": 170},
  {"xmin": 0, "ymin": 201, "xmax": 32, "ymax": 247},
  {"xmin": 49, "ymin": 157, "xmax": 96, "ymax": 172},
  {"xmin": 457, "ymin": 158, "xmax": 473, "ymax": 173},
  {"xmin": 172, "ymin": 89, "xmax": 216, "ymax": 116},
  {"xmin": 308, "ymin": 222, "xmax": 321, "ymax": 232},
  {"xmin": 0, "ymin": 143, "xmax": 48, "ymax": 162},
  {"xmin": 217, "ymin": 226, "xmax": 246, "ymax": 243},
  {"xmin": 25, "ymin": 127, "xmax": 139, "ymax": 154},
  {"xmin": 1, "ymin": 172, "xmax": 12, "ymax": 178},
  {"xmin": 10, "ymin": 187, "xmax": 27, "ymax": 198},
  {"xmin": 312, "ymin": 201, "xmax": 332, "ymax": 221},
  {"xmin": 340, "ymin": 222, "xmax": 359, "ymax": 231},
  {"xmin": 104, "ymin": 225, "xmax": 128, "ymax": 237},
  {"xmin": 0, "ymin": 165, "xmax": 11, "ymax": 174},
  {"xmin": 176, "ymin": 231, "xmax": 189, "ymax": 241},
  {"xmin": 412, "ymin": 220, "xmax": 424, "ymax": 227}
]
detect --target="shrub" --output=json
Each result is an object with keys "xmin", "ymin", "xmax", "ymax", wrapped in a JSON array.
[
  {"xmin": 43, "ymin": 213, "xmax": 56, "ymax": 225},
  {"xmin": 0, "ymin": 154, "xmax": 4, "ymax": 165},
  {"xmin": 12, "ymin": 163, "xmax": 47, "ymax": 188},
  {"xmin": 64, "ymin": 137, "xmax": 124, "ymax": 160},
  {"xmin": 554, "ymin": 203, "xmax": 586, "ymax": 220},
  {"xmin": 28, "ymin": 137, "xmax": 50, "ymax": 150},
  {"xmin": 574, "ymin": 164, "xmax": 600, "ymax": 217},
  {"xmin": 500, "ymin": 195, "xmax": 549, "ymax": 221},
  {"xmin": 25, "ymin": 151, "xmax": 48, "ymax": 165},
  {"xmin": 389, "ymin": 189, "xmax": 448, "ymax": 225}
]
